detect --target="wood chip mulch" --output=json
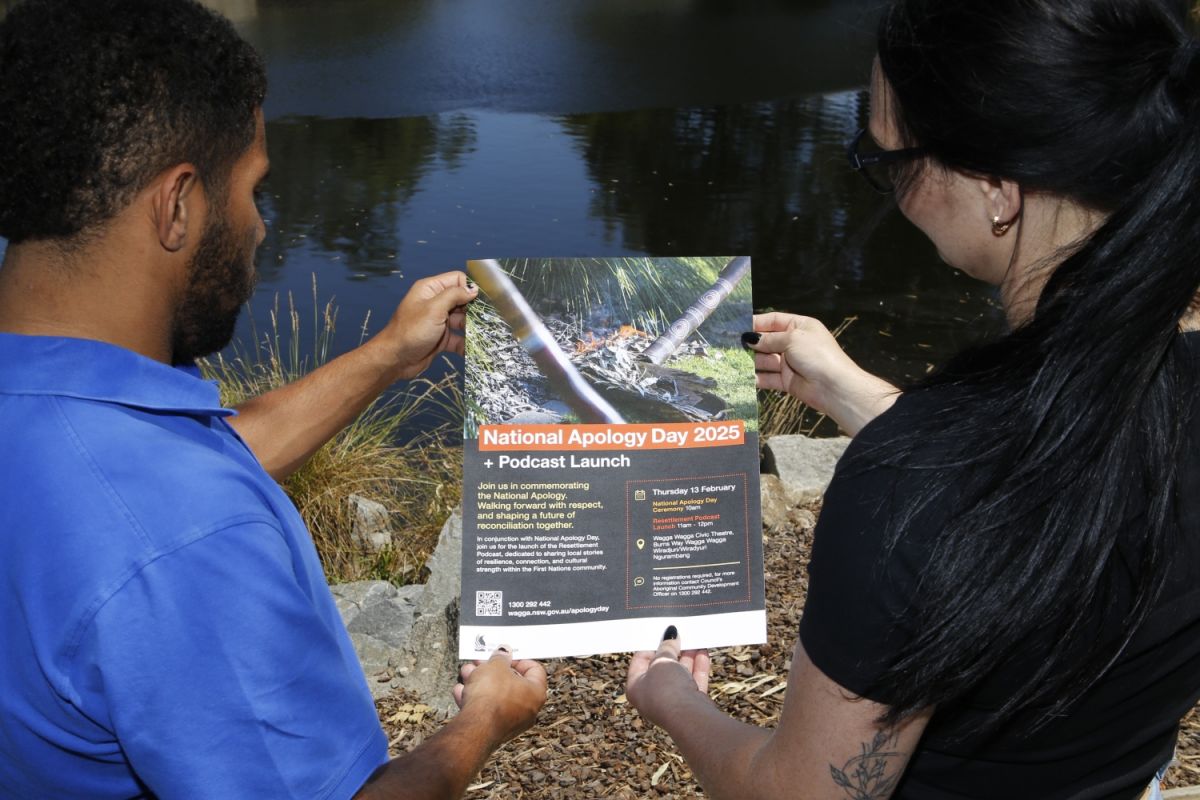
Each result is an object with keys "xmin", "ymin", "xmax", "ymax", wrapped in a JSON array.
[{"xmin": 376, "ymin": 505, "xmax": 1200, "ymax": 797}]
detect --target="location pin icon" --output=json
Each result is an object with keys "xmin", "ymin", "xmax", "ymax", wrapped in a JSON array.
[{"xmin": 636, "ymin": 538, "xmax": 646, "ymax": 550}]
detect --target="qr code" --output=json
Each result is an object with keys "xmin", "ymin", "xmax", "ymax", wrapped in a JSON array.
[{"xmin": 475, "ymin": 590, "xmax": 503, "ymax": 617}]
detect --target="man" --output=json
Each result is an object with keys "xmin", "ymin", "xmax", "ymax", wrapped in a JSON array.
[{"xmin": 0, "ymin": 0, "xmax": 545, "ymax": 797}]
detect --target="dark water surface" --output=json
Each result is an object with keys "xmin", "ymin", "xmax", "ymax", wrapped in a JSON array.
[{"xmin": 0, "ymin": 0, "xmax": 1005, "ymax": 402}]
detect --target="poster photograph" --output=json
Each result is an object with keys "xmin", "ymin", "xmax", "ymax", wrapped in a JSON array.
[{"xmin": 459, "ymin": 256, "xmax": 765, "ymax": 659}]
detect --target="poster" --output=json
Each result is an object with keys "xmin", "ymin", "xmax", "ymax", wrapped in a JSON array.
[{"xmin": 459, "ymin": 257, "xmax": 765, "ymax": 659}]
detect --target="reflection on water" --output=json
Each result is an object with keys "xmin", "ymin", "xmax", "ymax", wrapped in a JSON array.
[
  {"xmin": 232, "ymin": 0, "xmax": 881, "ymax": 118},
  {"xmin": 0, "ymin": 1, "xmax": 1005, "ymax": 408},
  {"xmin": 257, "ymin": 114, "xmax": 477, "ymax": 278},
  {"xmin": 246, "ymin": 94, "xmax": 1002, "ymax": 392},
  {"xmin": 558, "ymin": 95, "xmax": 1005, "ymax": 383}
]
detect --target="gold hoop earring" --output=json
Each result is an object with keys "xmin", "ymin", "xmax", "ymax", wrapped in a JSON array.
[{"xmin": 992, "ymin": 215, "xmax": 1015, "ymax": 237}]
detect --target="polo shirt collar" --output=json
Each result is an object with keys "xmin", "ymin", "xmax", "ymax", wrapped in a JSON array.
[{"xmin": 0, "ymin": 333, "xmax": 233, "ymax": 417}]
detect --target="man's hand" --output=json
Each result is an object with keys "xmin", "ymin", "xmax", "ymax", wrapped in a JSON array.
[
  {"xmin": 378, "ymin": 271, "xmax": 477, "ymax": 382},
  {"xmin": 453, "ymin": 647, "xmax": 547, "ymax": 744},
  {"xmin": 625, "ymin": 626, "xmax": 711, "ymax": 729},
  {"xmin": 230, "ymin": 271, "xmax": 477, "ymax": 478},
  {"xmin": 746, "ymin": 312, "xmax": 899, "ymax": 436},
  {"xmin": 354, "ymin": 648, "xmax": 546, "ymax": 800}
]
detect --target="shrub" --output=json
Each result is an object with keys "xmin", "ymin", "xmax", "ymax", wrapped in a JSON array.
[{"xmin": 199, "ymin": 279, "xmax": 462, "ymax": 585}]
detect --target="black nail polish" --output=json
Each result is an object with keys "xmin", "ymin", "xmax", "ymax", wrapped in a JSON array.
[
  {"xmin": 663, "ymin": 625, "xmax": 678, "ymax": 641},
  {"xmin": 740, "ymin": 332, "xmax": 760, "ymax": 349}
]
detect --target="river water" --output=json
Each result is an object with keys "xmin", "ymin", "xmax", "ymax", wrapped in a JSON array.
[{"xmin": 0, "ymin": 0, "xmax": 1004, "ymax": 401}]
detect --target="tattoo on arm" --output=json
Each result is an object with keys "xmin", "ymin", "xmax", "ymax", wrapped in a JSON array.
[{"xmin": 829, "ymin": 729, "xmax": 905, "ymax": 800}]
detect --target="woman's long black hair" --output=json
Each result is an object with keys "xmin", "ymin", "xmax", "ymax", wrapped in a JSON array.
[{"xmin": 859, "ymin": 0, "xmax": 1200, "ymax": 730}]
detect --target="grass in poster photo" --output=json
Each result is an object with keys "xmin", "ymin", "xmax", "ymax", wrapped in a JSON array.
[{"xmin": 464, "ymin": 256, "xmax": 756, "ymax": 434}]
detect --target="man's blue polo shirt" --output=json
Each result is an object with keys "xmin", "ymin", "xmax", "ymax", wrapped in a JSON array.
[{"xmin": 0, "ymin": 334, "xmax": 388, "ymax": 798}]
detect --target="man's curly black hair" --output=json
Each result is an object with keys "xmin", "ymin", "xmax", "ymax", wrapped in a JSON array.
[{"xmin": 0, "ymin": 0, "xmax": 267, "ymax": 244}]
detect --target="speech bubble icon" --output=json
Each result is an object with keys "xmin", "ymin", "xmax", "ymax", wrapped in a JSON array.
[
  {"xmin": 636, "ymin": 538, "xmax": 646, "ymax": 550},
  {"xmin": 634, "ymin": 576, "xmax": 645, "ymax": 587}
]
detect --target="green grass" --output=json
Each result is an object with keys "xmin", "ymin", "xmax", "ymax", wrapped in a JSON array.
[
  {"xmin": 672, "ymin": 347, "xmax": 758, "ymax": 431},
  {"xmin": 199, "ymin": 278, "xmax": 462, "ymax": 585},
  {"xmin": 462, "ymin": 301, "xmax": 505, "ymax": 438}
]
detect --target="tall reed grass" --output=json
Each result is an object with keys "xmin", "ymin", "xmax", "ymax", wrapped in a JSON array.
[
  {"xmin": 199, "ymin": 279, "xmax": 462, "ymax": 585},
  {"xmin": 758, "ymin": 316, "xmax": 858, "ymax": 438}
]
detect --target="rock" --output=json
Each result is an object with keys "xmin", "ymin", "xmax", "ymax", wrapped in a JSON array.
[
  {"xmin": 345, "ymin": 592, "xmax": 417, "ymax": 649},
  {"xmin": 349, "ymin": 494, "xmax": 391, "ymax": 552},
  {"xmin": 759, "ymin": 474, "xmax": 792, "ymax": 531},
  {"xmin": 762, "ymin": 435, "xmax": 851, "ymax": 506},
  {"xmin": 391, "ymin": 510, "xmax": 463, "ymax": 714},
  {"xmin": 347, "ymin": 631, "xmax": 394, "ymax": 677},
  {"xmin": 330, "ymin": 512, "xmax": 464, "ymax": 707},
  {"xmin": 331, "ymin": 593, "xmax": 362, "ymax": 628},
  {"xmin": 507, "ymin": 409, "xmax": 563, "ymax": 424},
  {"xmin": 542, "ymin": 400, "xmax": 572, "ymax": 418},
  {"xmin": 332, "ymin": 579, "xmax": 401, "ymax": 609},
  {"xmin": 331, "ymin": 579, "xmax": 421, "ymax": 698},
  {"xmin": 789, "ymin": 507, "xmax": 818, "ymax": 530}
]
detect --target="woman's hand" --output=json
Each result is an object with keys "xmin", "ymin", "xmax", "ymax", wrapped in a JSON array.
[
  {"xmin": 625, "ymin": 626, "xmax": 712, "ymax": 729},
  {"xmin": 746, "ymin": 312, "xmax": 899, "ymax": 436}
]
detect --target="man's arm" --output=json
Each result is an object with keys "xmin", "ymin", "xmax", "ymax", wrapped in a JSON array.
[
  {"xmin": 354, "ymin": 650, "xmax": 547, "ymax": 800},
  {"xmin": 626, "ymin": 636, "xmax": 930, "ymax": 800},
  {"xmin": 229, "ymin": 272, "xmax": 476, "ymax": 479}
]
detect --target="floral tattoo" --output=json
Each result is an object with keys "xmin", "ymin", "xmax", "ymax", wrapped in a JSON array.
[{"xmin": 829, "ymin": 729, "xmax": 905, "ymax": 799}]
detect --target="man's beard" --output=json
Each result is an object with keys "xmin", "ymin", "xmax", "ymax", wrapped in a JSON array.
[{"xmin": 169, "ymin": 213, "xmax": 258, "ymax": 365}]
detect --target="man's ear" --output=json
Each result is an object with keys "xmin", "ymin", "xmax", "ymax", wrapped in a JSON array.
[{"xmin": 154, "ymin": 165, "xmax": 201, "ymax": 252}]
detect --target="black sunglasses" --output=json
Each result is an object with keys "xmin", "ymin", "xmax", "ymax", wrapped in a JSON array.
[{"xmin": 846, "ymin": 128, "xmax": 927, "ymax": 195}]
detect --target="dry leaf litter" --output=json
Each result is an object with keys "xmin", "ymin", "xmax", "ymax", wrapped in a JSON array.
[{"xmin": 376, "ymin": 503, "xmax": 1200, "ymax": 797}]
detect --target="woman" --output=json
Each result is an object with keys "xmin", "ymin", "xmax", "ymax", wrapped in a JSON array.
[{"xmin": 625, "ymin": 1, "xmax": 1200, "ymax": 797}]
